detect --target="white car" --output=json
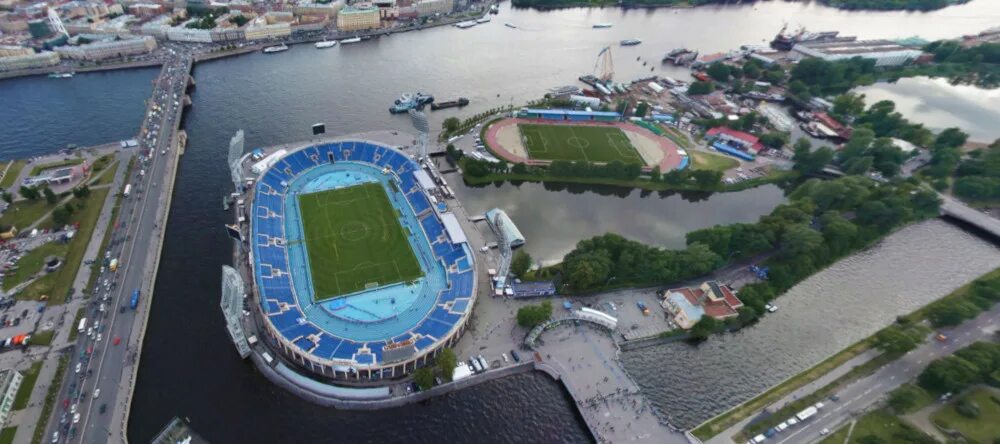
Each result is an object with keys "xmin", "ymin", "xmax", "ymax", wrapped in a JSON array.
[
  {"xmin": 51, "ymin": 431, "xmax": 59, "ymax": 443},
  {"xmin": 819, "ymin": 428, "xmax": 830, "ymax": 436},
  {"xmin": 74, "ymin": 363, "xmax": 81, "ymax": 374},
  {"xmin": 70, "ymin": 404, "xmax": 77, "ymax": 414},
  {"xmin": 93, "ymin": 388, "xmax": 100, "ymax": 398},
  {"xmin": 96, "ymin": 333, "xmax": 102, "ymax": 342},
  {"xmin": 72, "ymin": 413, "xmax": 80, "ymax": 424}
]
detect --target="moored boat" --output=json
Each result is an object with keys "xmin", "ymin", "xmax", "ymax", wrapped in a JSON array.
[
  {"xmin": 620, "ymin": 39, "xmax": 642, "ymax": 46},
  {"xmin": 339, "ymin": 37, "xmax": 362, "ymax": 44},
  {"xmin": 593, "ymin": 23, "xmax": 613, "ymax": 28},
  {"xmin": 262, "ymin": 44, "xmax": 289, "ymax": 53},
  {"xmin": 315, "ymin": 40, "xmax": 337, "ymax": 49}
]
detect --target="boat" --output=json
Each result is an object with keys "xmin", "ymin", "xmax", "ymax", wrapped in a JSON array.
[
  {"xmin": 475, "ymin": 16, "xmax": 491, "ymax": 24},
  {"xmin": 504, "ymin": 23, "xmax": 517, "ymax": 29},
  {"xmin": 592, "ymin": 23, "xmax": 613, "ymax": 28},
  {"xmin": 339, "ymin": 37, "xmax": 362, "ymax": 44},
  {"xmin": 578, "ymin": 74, "xmax": 599, "ymax": 87},
  {"xmin": 770, "ymin": 24, "xmax": 841, "ymax": 51},
  {"xmin": 620, "ymin": 39, "xmax": 642, "ymax": 46},
  {"xmin": 48, "ymin": 72, "xmax": 74, "ymax": 79},
  {"xmin": 262, "ymin": 44, "xmax": 288, "ymax": 54},
  {"xmin": 455, "ymin": 21, "xmax": 477, "ymax": 29},
  {"xmin": 431, "ymin": 97, "xmax": 470, "ymax": 110},
  {"xmin": 389, "ymin": 92, "xmax": 434, "ymax": 114},
  {"xmin": 315, "ymin": 40, "xmax": 337, "ymax": 49}
]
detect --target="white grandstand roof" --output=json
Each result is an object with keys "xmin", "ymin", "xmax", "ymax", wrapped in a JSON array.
[
  {"xmin": 440, "ymin": 213, "xmax": 468, "ymax": 245},
  {"xmin": 414, "ymin": 169, "xmax": 437, "ymax": 190}
]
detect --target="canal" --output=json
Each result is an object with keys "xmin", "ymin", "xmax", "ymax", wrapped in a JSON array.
[{"xmin": 0, "ymin": 1, "xmax": 997, "ymax": 442}]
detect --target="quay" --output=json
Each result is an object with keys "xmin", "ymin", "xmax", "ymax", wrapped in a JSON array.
[{"xmin": 939, "ymin": 194, "xmax": 1000, "ymax": 241}]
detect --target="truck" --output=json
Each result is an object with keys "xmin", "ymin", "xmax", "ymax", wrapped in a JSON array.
[
  {"xmin": 795, "ymin": 406, "xmax": 818, "ymax": 422},
  {"xmin": 123, "ymin": 184, "xmax": 132, "ymax": 197},
  {"xmin": 130, "ymin": 289, "xmax": 140, "ymax": 309},
  {"xmin": 109, "ymin": 258, "xmax": 119, "ymax": 272},
  {"xmin": 78, "ymin": 318, "xmax": 87, "ymax": 333}
]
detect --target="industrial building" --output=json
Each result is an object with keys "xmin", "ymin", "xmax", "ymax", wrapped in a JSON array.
[
  {"xmin": 336, "ymin": 4, "xmax": 380, "ymax": 31},
  {"xmin": 791, "ymin": 39, "xmax": 923, "ymax": 67}
]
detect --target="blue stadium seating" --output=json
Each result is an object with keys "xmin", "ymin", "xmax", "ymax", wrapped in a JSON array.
[
  {"xmin": 415, "ymin": 336, "xmax": 435, "ymax": 351},
  {"xmin": 355, "ymin": 353, "xmax": 374, "ymax": 364},
  {"xmin": 407, "ymin": 191, "xmax": 431, "ymax": 214},
  {"xmin": 313, "ymin": 335, "xmax": 342, "ymax": 359},
  {"xmin": 335, "ymin": 341, "xmax": 361, "ymax": 360},
  {"xmin": 452, "ymin": 299, "xmax": 470, "ymax": 313},
  {"xmin": 293, "ymin": 337, "xmax": 314, "ymax": 351}
]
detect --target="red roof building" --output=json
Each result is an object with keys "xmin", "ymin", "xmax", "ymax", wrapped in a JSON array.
[
  {"xmin": 813, "ymin": 112, "xmax": 852, "ymax": 140},
  {"xmin": 705, "ymin": 127, "xmax": 764, "ymax": 153},
  {"xmin": 661, "ymin": 281, "xmax": 744, "ymax": 329}
]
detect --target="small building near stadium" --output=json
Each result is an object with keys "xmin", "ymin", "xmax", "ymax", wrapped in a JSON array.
[{"xmin": 517, "ymin": 108, "xmax": 621, "ymax": 122}]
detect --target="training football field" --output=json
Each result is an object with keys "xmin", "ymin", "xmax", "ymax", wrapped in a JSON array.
[
  {"xmin": 518, "ymin": 123, "xmax": 644, "ymax": 164},
  {"xmin": 298, "ymin": 182, "xmax": 423, "ymax": 300}
]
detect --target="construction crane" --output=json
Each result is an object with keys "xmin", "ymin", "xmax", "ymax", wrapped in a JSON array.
[{"xmin": 594, "ymin": 46, "xmax": 614, "ymax": 82}]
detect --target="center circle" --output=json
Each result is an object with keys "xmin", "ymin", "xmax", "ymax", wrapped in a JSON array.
[
  {"xmin": 340, "ymin": 221, "xmax": 370, "ymax": 241},
  {"xmin": 566, "ymin": 136, "xmax": 590, "ymax": 149}
]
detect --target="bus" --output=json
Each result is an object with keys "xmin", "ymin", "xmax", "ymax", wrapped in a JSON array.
[
  {"xmin": 130, "ymin": 289, "xmax": 140, "ymax": 309},
  {"xmin": 123, "ymin": 184, "xmax": 132, "ymax": 197},
  {"xmin": 78, "ymin": 318, "xmax": 87, "ymax": 333}
]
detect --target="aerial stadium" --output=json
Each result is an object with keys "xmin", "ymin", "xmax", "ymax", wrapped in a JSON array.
[{"xmin": 246, "ymin": 140, "xmax": 476, "ymax": 383}]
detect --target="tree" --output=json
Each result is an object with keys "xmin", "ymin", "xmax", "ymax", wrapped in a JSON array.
[
  {"xmin": 1, "ymin": 192, "xmax": 11, "ymax": 204},
  {"xmin": 874, "ymin": 325, "xmax": 919, "ymax": 354},
  {"xmin": 516, "ymin": 301, "xmax": 552, "ymax": 328},
  {"xmin": 635, "ymin": 102, "xmax": 649, "ymax": 118},
  {"xmin": 436, "ymin": 348, "xmax": 457, "ymax": 382},
  {"xmin": 511, "ymin": 162, "xmax": 529, "ymax": 175},
  {"xmin": 689, "ymin": 316, "xmax": 720, "ymax": 340},
  {"xmin": 832, "ymin": 92, "xmax": 866, "ymax": 119},
  {"xmin": 742, "ymin": 62, "xmax": 761, "ymax": 79},
  {"xmin": 758, "ymin": 132, "xmax": 789, "ymax": 149},
  {"xmin": 43, "ymin": 187, "xmax": 57, "ymax": 204},
  {"xmin": 691, "ymin": 170, "xmax": 722, "ymax": 188},
  {"xmin": 19, "ymin": 186, "xmax": 39, "ymax": 200},
  {"xmin": 510, "ymin": 250, "xmax": 532, "ymax": 278},
  {"xmin": 780, "ymin": 224, "xmax": 823, "ymax": 258},
  {"xmin": 563, "ymin": 250, "xmax": 612, "ymax": 289},
  {"xmin": 687, "ymin": 81, "xmax": 715, "ymax": 95},
  {"xmin": 442, "ymin": 117, "xmax": 460, "ymax": 133},
  {"xmin": 888, "ymin": 384, "xmax": 925, "ymax": 413},
  {"xmin": 649, "ymin": 165, "xmax": 661, "ymax": 182},
  {"xmin": 413, "ymin": 367, "xmax": 434, "ymax": 390},
  {"xmin": 52, "ymin": 207, "xmax": 71, "ymax": 226},
  {"xmin": 792, "ymin": 140, "xmax": 835, "ymax": 175},
  {"xmin": 706, "ymin": 63, "xmax": 731, "ymax": 82},
  {"xmin": 926, "ymin": 299, "xmax": 981, "ymax": 327},
  {"xmin": 919, "ymin": 356, "xmax": 981, "ymax": 393}
]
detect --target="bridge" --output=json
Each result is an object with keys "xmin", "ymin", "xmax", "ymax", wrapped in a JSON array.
[{"xmin": 939, "ymin": 194, "xmax": 1000, "ymax": 242}]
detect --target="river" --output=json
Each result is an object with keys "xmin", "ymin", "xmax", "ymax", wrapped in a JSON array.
[{"xmin": 1, "ymin": 1, "xmax": 999, "ymax": 442}]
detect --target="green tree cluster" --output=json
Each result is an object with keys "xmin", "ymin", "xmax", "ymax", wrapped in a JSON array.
[
  {"xmin": 436, "ymin": 348, "xmax": 457, "ymax": 382},
  {"xmin": 789, "ymin": 57, "xmax": 877, "ymax": 99},
  {"xmin": 687, "ymin": 81, "xmax": 715, "ymax": 95},
  {"xmin": 511, "ymin": 250, "xmax": 532, "ymax": 278},
  {"xmin": 919, "ymin": 341, "xmax": 1000, "ymax": 393},
  {"xmin": 517, "ymin": 301, "xmax": 552, "ymax": 328},
  {"xmin": 953, "ymin": 139, "xmax": 1000, "ymax": 201},
  {"xmin": 837, "ymin": 128, "xmax": 908, "ymax": 177},
  {"xmin": 925, "ymin": 276, "xmax": 1000, "ymax": 328}
]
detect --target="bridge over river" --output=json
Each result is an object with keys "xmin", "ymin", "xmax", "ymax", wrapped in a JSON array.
[{"xmin": 939, "ymin": 194, "xmax": 1000, "ymax": 242}]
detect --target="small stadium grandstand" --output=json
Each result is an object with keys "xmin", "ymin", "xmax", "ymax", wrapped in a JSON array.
[{"xmin": 249, "ymin": 141, "xmax": 476, "ymax": 382}]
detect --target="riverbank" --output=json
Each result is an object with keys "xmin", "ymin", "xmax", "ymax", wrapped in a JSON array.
[
  {"xmin": 509, "ymin": 0, "xmax": 967, "ymax": 11},
  {"xmin": 692, "ymin": 265, "xmax": 1000, "ymax": 442},
  {"xmin": 0, "ymin": 59, "xmax": 162, "ymax": 81}
]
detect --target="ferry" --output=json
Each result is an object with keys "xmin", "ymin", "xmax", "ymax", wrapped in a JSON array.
[
  {"xmin": 475, "ymin": 16, "xmax": 491, "ymax": 24},
  {"xmin": 430, "ymin": 97, "xmax": 470, "ymax": 110},
  {"xmin": 770, "ymin": 24, "xmax": 841, "ymax": 51},
  {"xmin": 339, "ymin": 37, "xmax": 362, "ymax": 44},
  {"xmin": 315, "ymin": 40, "xmax": 337, "ymax": 49},
  {"xmin": 592, "ymin": 23, "xmax": 613, "ymax": 28},
  {"xmin": 389, "ymin": 92, "xmax": 434, "ymax": 114},
  {"xmin": 48, "ymin": 72, "xmax": 75, "ymax": 79},
  {"xmin": 455, "ymin": 21, "xmax": 477, "ymax": 29},
  {"xmin": 262, "ymin": 44, "xmax": 288, "ymax": 54},
  {"xmin": 504, "ymin": 23, "xmax": 517, "ymax": 29},
  {"xmin": 620, "ymin": 39, "xmax": 642, "ymax": 46}
]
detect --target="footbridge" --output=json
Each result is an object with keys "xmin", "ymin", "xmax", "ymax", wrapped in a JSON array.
[{"xmin": 939, "ymin": 194, "xmax": 1000, "ymax": 242}]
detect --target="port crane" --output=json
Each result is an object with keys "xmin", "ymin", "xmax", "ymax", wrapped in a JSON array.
[{"xmin": 594, "ymin": 46, "xmax": 614, "ymax": 81}]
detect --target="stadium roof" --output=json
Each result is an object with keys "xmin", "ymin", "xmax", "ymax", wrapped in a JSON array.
[
  {"xmin": 522, "ymin": 108, "xmax": 622, "ymax": 118},
  {"xmin": 414, "ymin": 169, "xmax": 436, "ymax": 190},
  {"xmin": 440, "ymin": 212, "xmax": 467, "ymax": 245}
]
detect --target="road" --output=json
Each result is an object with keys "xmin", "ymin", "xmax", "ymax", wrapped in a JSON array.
[
  {"xmin": 770, "ymin": 304, "xmax": 1000, "ymax": 444},
  {"xmin": 43, "ymin": 56, "xmax": 191, "ymax": 444}
]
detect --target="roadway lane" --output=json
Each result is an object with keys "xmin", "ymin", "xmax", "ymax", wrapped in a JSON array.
[{"xmin": 772, "ymin": 305, "xmax": 1000, "ymax": 444}]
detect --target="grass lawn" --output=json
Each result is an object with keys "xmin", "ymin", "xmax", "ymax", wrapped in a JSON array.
[
  {"xmin": 2, "ymin": 241, "xmax": 67, "ymax": 291},
  {"xmin": 68, "ymin": 308, "xmax": 83, "ymax": 342},
  {"xmin": 932, "ymin": 388, "xmax": 1000, "ymax": 443},
  {"xmin": 90, "ymin": 155, "xmax": 113, "ymax": 173},
  {"xmin": 0, "ymin": 427, "xmax": 16, "ymax": 444},
  {"xmin": 28, "ymin": 158, "xmax": 84, "ymax": 176},
  {"xmin": 298, "ymin": 183, "xmax": 422, "ymax": 300},
  {"xmin": 1, "ymin": 160, "xmax": 26, "ymax": 189},
  {"xmin": 690, "ymin": 150, "xmax": 739, "ymax": 172},
  {"xmin": 12, "ymin": 361, "xmax": 43, "ymax": 410},
  {"xmin": 820, "ymin": 409, "xmax": 933, "ymax": 444},
  {"xmin": 0, "ymin": 199, "xmax": 55, "ymax": 230},
  {"xmin": 519, "ymin": 123, "xmax": 644, "ymax": 164},
  {"xmin": 29, "ymin": 329, "xmax": 55, "ymax": 346},
  {"xmin": 19, "ymin": 188, "xmax": 109, "ymax": 302},
  {"xmin": 88, "ymin": 161, "xmax": 119, "ymax": 187}
]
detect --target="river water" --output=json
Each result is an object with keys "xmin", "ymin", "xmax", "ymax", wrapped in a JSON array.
[{"xmin": 2, "ymin": 1, "xmax": 999, "ymax": 442}]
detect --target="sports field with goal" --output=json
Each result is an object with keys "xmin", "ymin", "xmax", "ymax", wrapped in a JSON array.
[
  {"xmin": 519, "ymin": 123, "xmax": 644, "ymax": 164},
  {"xmin": 298, "ymin": 182, "xmax": 423, "ymax": 300}
]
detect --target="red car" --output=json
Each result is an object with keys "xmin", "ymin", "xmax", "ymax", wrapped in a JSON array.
[{"xmin": 112, "ymin": 337, "xmax": 121, "ymax": 346}]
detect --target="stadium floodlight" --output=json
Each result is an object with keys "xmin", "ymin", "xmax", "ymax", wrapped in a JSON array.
[
  {"xmin": 408, "ymin": 109, "xmax": 429, "ymax": 160},
  {"xmin": 312, "ymin": 123, "xmax": 326, "ymax": 136},
  {"xmin": 228, "ymin": 130, "xmax": 245, "ymax": 193}
]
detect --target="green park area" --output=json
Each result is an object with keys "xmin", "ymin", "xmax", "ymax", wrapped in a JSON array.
[
  {"xmin": 820, "ymin": 409, "xmax": 934, "ymax": 444},
  {"xmin": 0, "ymin": 199, "xmax": 52, "ymax": 232},
  {"xmin": 28, "ymin": 158, "xmax": 84, "ymax": 176},
  {"xmin": 0, "ymin": 160, "xmax": 26, "ymax": 189},
  {"xmin": 519, "ymin": 123, "xmax": 644, "ymax": 164},
  {"xmin": 931, "ymin": 388, "xmax": 1000, "ymax": 442},
  {"xmin": 298, "ymin": 183, "xmax": 422, "ymax": 300},
  {"xmin": 690, "ymin": 150, "xmax": 739, "ymax": 172},
  {"xmin": 0, "ymin": 427, "xmax": 16, "ymax": 444},
  {"xmin": 1, "ymin": 242, "xmax": 66, "ymax": 291},
  {"xmin": 13, "ymin": 361, "xmax": 43, "ymax": 410}
]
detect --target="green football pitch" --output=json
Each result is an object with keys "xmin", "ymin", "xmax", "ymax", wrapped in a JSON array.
[
  {"xmin": 298, "ymin": 182, "xmax": 423, "ymax": 300},
  {"xmin": 518, "ymin": 123, "xmax": 644, "ymax": 164}
]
